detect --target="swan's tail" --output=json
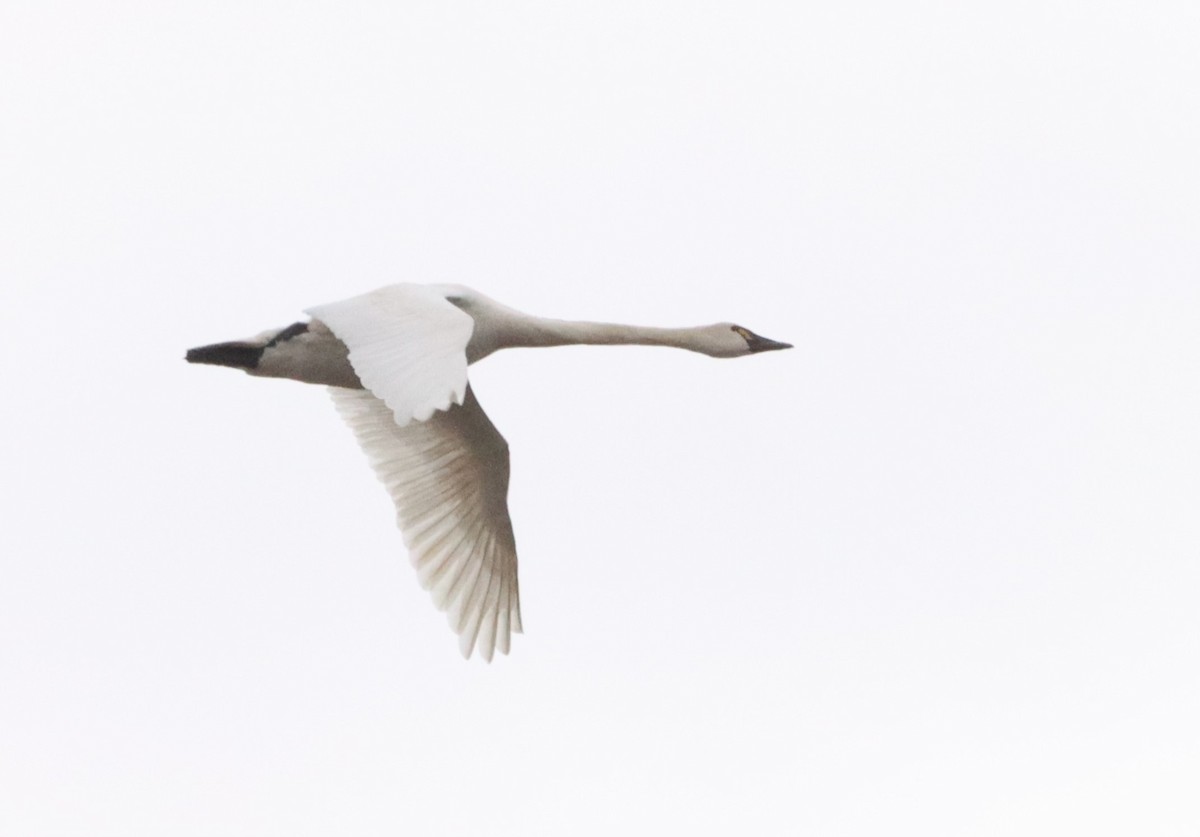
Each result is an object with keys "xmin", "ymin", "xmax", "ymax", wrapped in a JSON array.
[
  {"xmin": 185, "ymin": 340, "xmax": 264, "ymax": 369},
  {"xmin": 185, "ymin": 322, "xmax": 308, "ymax": 371}
]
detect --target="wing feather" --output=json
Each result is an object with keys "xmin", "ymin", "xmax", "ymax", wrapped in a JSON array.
[
  {"xmin": 330, "ymin": 385, "xmax": 521, "ymax": 661},
  {"xmin": 308, "ymin": 284, "xmax": 474, "ymax": 427}
]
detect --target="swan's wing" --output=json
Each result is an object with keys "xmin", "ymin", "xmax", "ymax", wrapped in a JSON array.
[
  {"xmin": 330, "ymin": 385, "xmax": 523, "ymax": 661},
  {"xmin": 307, "ymin": 284, "xmax": 474, "ymax": 427}
]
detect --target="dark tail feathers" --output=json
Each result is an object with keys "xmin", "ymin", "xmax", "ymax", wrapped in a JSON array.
[
  {"xmin": 185, "ymin": 341, "xmax": 263, "ymax": 369},
  {"xmin": 185, "ymin": 321, "xmax": 309, "ymax": 370}
]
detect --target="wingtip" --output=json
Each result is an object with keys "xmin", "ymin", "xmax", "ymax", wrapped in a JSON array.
[{"xmin": 458, "ymin": 629, "xmax": 480, "ymax": 661}]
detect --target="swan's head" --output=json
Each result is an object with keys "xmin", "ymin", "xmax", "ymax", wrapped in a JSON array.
[{"xmin": 695, "ymin": 323, "xmax": 792, "ymax": 358}]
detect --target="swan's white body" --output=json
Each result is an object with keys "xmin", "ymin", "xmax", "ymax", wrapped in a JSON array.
[{"xmin": 187, "ymin": 284, "xmax": 789, "ymax": 661}]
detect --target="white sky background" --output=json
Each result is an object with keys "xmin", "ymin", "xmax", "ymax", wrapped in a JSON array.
[{"xmin": 1, "ymin": 1, "xmax": 1198, "ymax": 834}]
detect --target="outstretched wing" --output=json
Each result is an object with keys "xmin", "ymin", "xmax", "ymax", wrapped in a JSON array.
[
  {"xmin": 330, "ymin": 385, "xmax": 523, "ymax": 661},
  {"xmin": 307, "ymin": 284, "xmax": 474, "ymax": 427}
]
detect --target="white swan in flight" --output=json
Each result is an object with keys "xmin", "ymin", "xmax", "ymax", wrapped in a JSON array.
[{"xmin": 186, "ymin": 284, "xmax": 791, "ymax": 661}]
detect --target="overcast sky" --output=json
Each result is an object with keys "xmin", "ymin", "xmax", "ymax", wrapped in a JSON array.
[{"xmin": 2, "ymin": 2, "xmax": 1198, "ymax": 835}]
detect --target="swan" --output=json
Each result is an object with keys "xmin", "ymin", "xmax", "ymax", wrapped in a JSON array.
[{"xmin": 186, "ymin": 284, "xmax": 791, "ymax": 660}]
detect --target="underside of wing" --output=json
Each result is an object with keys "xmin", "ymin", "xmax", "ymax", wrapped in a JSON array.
[
  {"xmin": 307, "ymin": 284, "xmax": 474, "ymax": 427},
  {"xmin": 329, "ymin": 386, "xmax": 522, "ymax": 661}
]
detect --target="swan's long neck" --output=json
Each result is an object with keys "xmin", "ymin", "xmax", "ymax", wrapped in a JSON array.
[
  {"xmin": 507, "ymin": 317, "xmax": 705, "ymax": 352},
  {"xmin": 455, "ymin": 292, "xmax": 720, "ymax": 362}
]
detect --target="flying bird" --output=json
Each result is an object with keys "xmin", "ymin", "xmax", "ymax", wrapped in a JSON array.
[{"xmin": 186, "ymin": 284, "xmax": 790, "ymax": 661}]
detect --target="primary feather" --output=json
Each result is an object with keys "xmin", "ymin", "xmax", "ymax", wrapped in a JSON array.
[{"xmin": 330, "ymin": 386, "xmax": 521, "ymax": 661}]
